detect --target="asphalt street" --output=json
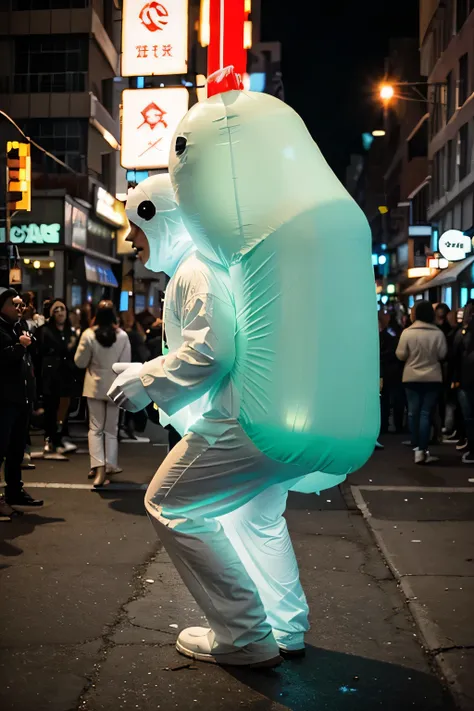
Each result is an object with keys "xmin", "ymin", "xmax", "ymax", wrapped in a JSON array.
[{"xmin": 0, "ymin": 424, "xmax": 469, "ymax": 711}]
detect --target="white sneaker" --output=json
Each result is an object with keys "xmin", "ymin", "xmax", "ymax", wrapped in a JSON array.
[
  {"xmin": 424, "ymin": 451, "xmax": 439, "ymax": 464},
  {"xmin": 44, "ymin": 451, "xmax": 69, "ymax": 461},
  {"xmin": 58, "ymin": 440, "xmax": 78, "ymax": 454},
  {"xmin": 176, "ymin": 626, "xmax": 282, "ymax": 667},
  {"xmin": 414, "ymin": 449, "xmax": 425, "ymax": 464}
]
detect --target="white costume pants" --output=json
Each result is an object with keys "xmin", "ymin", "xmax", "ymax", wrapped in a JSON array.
[
  {"xmin": 219, "ymin": 486, "xmax": 309, "ymax": 650},
  {"xmin": 87, "ymin": 398, "xmax": 120, "ymax": 469},
  {"xmin": 144, "ymin": 420, "xmax": 308, "ymax": 661}
]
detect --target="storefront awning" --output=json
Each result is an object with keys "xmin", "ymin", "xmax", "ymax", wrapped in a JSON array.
[
  {"xmin": 425, "ymin": 255, "xmax": 474, "ymax": 289},
  {"xmin": 403, "ymin": 276, "xmax": 434, "ymax": 295},
  {"xmin": 85, "ymin": 256, "xmax": 118, "ymax": 288}
]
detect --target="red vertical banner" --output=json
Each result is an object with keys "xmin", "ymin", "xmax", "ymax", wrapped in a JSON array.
[{"xmin": 208, "ymin": 0, "xmax": 247, "ymax": 78}]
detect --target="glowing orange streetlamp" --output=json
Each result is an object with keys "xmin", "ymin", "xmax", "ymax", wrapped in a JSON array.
[{"xmin": 380, "ymin": 84, "xmax": 395, "ymax": 101}]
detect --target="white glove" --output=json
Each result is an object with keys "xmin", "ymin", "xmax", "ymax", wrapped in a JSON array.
[{"xmin": 107, "ymin": 362, "xmax": 152, "ymax": 413}]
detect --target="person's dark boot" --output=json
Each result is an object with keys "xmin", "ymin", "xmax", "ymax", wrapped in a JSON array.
[{"xmin": 6, "ymin": 489, "xmax": 44, "ymax": 507}]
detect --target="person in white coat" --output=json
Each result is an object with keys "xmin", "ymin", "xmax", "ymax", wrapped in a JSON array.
[{"xmin": 75, "ymin": 301, "xmax": 131, "ymax": 487}]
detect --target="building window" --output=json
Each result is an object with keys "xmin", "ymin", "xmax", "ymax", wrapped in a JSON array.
[
  {"xmin": 459, "ymin": 123, "xmax": 469, "ymax": 180},
  {"xmin": 443, "ymin": 1, "xmax": 453, "ymax": 49},
  {"xmin": 432, "ymin": 148, "xmax": 446, "ymax": 201},
  {"xmin": 446, "ymin": 71, "xmax": 455, "ymax": 120},
  {"xmin": 442, "ymin": 286, "xmax": 452, "ymax": 309},
  {"xmin": 12, "ymin": 0, "xmax": 88, "ymax": 8},
  {"xmin": 408, "ymin": 120, "xmax": 428, "ymax": 160},
  {"xmin": 20, "ymin": 119, "xmax": 87, "ymax": 173},
  {"xmin": 459, "ymin": 53, "xmax": 469, "ymax": 106},
  {"xmin": 447, "ymin": 139, "xmax": 456, "ymax": 189},
  {"xmin": 456, "ymin": 0, "xmax": 468, "ymax": 30},
  {"xmin": 411, "ymin": 184, "xmax": 429, "ymax": 225},
  {"xmin": 14, "ymin": 35, "xmax": 88, "ymax": 93}
]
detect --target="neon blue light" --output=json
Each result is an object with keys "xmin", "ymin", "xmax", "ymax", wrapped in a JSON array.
[
  {"xmin": 136, "ymin": 77, "xmax": 145, "ymax": 89},
  {"xmin": 126, "ymin": 170, "xmax": 149, "ymax": 184},
  {"xmin": 381, "ymin": 243, "xmax": 387, "ymax": 250},
  {"xmin": 461, "ymin": 288, "xmax": 468, "ymax": 307},
  {"xmin": 249, "ymin": 73, "xmax": 266, "ymax": 92},
  {"xmin": 119, "ymin": 291, "xmax": 129, "ymax": 311},
  {"xmin": 432, "ymin": 228, "xmax": 439, "ymax": 252},
  {"xmin": 372, "ymin": 254, "xmax": 378, "ymax": 266},
  {"xmin": 362, "ymin": 133, "xmax": 374, "ymax": 151}
]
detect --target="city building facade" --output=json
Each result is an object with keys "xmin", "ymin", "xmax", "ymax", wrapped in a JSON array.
[
  {"xmin": 0, "ymin": 0, "xmax": 123, "ymax": 305},
  {"xmin": 417, "ymin": 0, "xmax": 474, "ymax": 308}
]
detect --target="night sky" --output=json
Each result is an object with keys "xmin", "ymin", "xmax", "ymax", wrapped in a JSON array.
[{"xmin": 261, "ymin": 0, "xmax": 419, "ymax": 180}]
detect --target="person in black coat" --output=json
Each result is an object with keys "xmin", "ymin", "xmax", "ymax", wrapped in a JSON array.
[
  {"xmin": 0, "ymin": 287, "xmax": 43, "ymax": 516},
  {"xmin": 37, "ymin": 299, "xmax": 80, "ymax": 458},
  {"xmin": 14, "ymin": 295, "xmax": 39, "ymax": 471},
  {"xmin": 379, "ymin": 310, "xmax": 405, "ymax": 434},
  {"xmin": 452, "ymin": 303, "xmax": 474, "ymax": 463}
]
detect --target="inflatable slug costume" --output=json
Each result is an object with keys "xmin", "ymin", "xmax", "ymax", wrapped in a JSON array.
[{"xmin": 108, "ymin": 67, "xmax": 379, "ymax": 667}]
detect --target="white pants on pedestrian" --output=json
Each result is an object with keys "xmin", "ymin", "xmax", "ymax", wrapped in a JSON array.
[
  {"xmin": 87, "ymin": 398, "xmax": 120, "ymax": 469},
  {"xmin": 144, "ymin": 419, "xmax": 309, "ymax": 662}
]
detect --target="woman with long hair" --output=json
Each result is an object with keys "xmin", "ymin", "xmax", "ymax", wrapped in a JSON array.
[
  {"xmin": 396, "ymin": 300, "xmax": 447, "ymax": 464},
  {"xmin": 38, "ymin": 299, "xmax": 79, "ymax": 459},
  {"xmin": 75, "ymin": 300, "xmax": 131, "ymax": 487}
]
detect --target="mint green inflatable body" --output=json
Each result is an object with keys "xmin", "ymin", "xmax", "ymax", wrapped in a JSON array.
[{"xmin": 169, "ymin": 88, "xmax": 379, "ymax": 478}]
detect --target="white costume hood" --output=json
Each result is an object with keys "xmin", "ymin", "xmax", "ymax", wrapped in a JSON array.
[{"xmin": 125, "ymin": 173, "xmax": 193, "ymax": 277}]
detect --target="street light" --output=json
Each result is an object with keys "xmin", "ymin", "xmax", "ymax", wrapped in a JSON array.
[
  {"xmin": 372, "ymin": 129, "xmax": 386, "ymax": 137},
  {"xmin": 380, "ymin": 84, "xmax": 394, "ymax": 101}
]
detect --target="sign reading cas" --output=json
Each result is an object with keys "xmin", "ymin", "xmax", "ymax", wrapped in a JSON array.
[
  {"xmin": 10, "ymin": 223, "xmax": 61, "ymax": 244},
  {"xmin": 438, "ymin": 229, "xmax": 472, "ymax": 262}
]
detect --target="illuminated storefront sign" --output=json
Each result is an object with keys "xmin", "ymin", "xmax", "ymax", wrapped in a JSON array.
[
  {"xmin": 121, "ymin": 87, "xmax": 189, "ymax": 169},
  {"xmin": 438, "ymin": 229, "xmax": 472, "ymax": 262},
  {"xmin": 71, "ymin": 206, "xmax": 87, "ymax": 251},
  {"xmin": 10, "ymin": 223, "xmax": 61, "ymax": 244},
  {"xmin": 122, "ymin": 0, "xmax": 188, "ymax": 76},
  {"xmin": 95, "ymin": 186, "xmax": 127, "ymax": 228}
]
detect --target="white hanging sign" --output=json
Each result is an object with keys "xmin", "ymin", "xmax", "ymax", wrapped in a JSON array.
[
  {"xmin": 438, "ymin": 229, "xmax": 472, "ymax": 262},
  {"xmin": 121, "ymin": 87, "xmax": 189, "ymax": 169},
  {"xmin": 122, "ymin": 0, "xmax": 188, "ymax": 77}
]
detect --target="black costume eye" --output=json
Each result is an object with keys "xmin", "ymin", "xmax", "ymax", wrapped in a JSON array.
[
  {"xmin": 137, "ymin": 200, "xmax": 156, "ymax": 221},
  {"xmin": 175, "ymin": 136, "xmax": 187, "ymax": 156}
]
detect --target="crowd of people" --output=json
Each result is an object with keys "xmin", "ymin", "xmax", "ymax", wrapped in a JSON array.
[
  {"xmin": 378, "ymin": 299, "xmax": 474, "ymax": 465},
  {"xmin": 2, "ymin": 285, "xmax": 473, "ymax": 520},
  {"xmin": 0, "ymin": 287, "xmax": 175, "ymax": 520}
]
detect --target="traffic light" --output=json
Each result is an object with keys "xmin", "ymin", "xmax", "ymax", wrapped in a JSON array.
[{"xmin": 6, "ymin": 141, "xmax": 31, "ymax": 212}]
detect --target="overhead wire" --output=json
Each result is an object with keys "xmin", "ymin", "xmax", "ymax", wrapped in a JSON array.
[{"xmin": 0, "ymin": 109, "xmax": 81, "ymax": 175}]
